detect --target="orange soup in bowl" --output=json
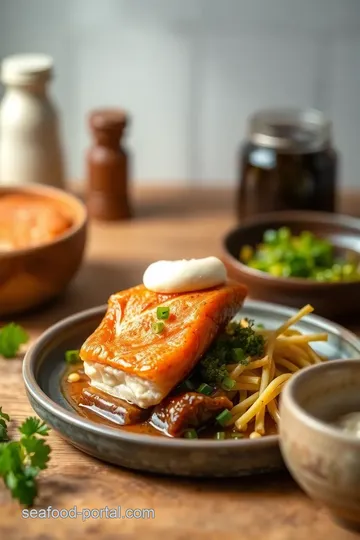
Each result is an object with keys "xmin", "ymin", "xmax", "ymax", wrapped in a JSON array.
[{"xmin": 0, "ymin": 194, "xmax": 73, "ymax": 251}]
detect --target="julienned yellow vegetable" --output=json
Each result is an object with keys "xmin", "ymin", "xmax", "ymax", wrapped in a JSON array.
[
  {"xmin": 225, "ymin": 304, "xmax": 329, "ymax": 438},
  {"xmin": 240, "ymin": 227, "xmax": 360, "ymax": 282}
]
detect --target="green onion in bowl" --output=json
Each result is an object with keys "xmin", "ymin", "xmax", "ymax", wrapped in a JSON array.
[{"xmin": 240, "ymin": 227, "xmax": 360, "ymax": 282}]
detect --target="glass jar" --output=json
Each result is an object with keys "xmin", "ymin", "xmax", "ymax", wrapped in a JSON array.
[{"xmin": 237, "ymin": 109, "xmax": 338, "ymax": 220}]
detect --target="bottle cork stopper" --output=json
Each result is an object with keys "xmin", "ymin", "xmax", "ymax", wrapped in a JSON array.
[{"xmin": 89, "ymin": 109, "xmax": 128, "ymax": 132}]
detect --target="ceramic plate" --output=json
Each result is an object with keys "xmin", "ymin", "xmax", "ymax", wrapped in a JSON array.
[{"xmin": 23, "ymin": 300, "xmax": 360, "ymax": 477}]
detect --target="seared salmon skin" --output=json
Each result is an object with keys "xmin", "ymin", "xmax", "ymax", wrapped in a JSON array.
[{"xmin": 80, "ymin": 281, "xmax": 247, "ymax": 408}]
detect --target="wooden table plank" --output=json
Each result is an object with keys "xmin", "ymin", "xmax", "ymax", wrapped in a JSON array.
[{"xmin": 1, "ymin": 186, "xmax": 360, "ymax": 540}]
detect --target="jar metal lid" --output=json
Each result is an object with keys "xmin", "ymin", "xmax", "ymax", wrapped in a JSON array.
[
  {"xmin": 1, "ymin": 54, "xmax": 53, "ymax": 85},
  {"xmin": 248, "ymin": 108, "xmax": 332, "ymax": 153}
]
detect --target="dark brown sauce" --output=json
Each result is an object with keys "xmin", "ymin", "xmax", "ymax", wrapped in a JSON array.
[
  {"xmin": 237, "ymin": 142, "xmax": 337, "ymax": 220},
  {"xmin": 61, "ymin": 363, "xmax": 277, "ymax": 439}
]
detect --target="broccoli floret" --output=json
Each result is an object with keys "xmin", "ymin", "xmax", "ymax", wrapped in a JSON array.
[
  {"xmin": 225, "ymin": 319, "xmax": 265, "ymax": 357},
  {"xmin": 200, "ymin": 354, "xmax": 229, "ymax": 385},
  {"xmin": 197, "ymin": 319, "xmax": 265, "ymax": 385}
]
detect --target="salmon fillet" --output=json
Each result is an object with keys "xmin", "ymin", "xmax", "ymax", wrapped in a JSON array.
[{"xmin": 80, "ymin": 281, "xmax": 247, "ymax": 408}]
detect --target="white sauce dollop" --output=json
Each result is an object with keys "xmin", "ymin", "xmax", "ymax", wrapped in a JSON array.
[{"xmin": 143, "ymin": 256, "xmax": 227, "ymax": 293}]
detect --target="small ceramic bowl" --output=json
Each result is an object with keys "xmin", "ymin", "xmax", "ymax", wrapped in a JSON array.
[
  {"xmin": 222, "ymin": 211, "xmax": 360, "ymax": 318},
  {"xmin": 279, "ymin": 359, "xmax": 360, "ymax": 532},
  {"xmin": 0, "ymin": 184, "xmax": 87, "ymax": 316}
]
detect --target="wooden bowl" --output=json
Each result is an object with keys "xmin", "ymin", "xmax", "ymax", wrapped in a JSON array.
[
  {"xmin": 0, "ymin": 185, "xmax": 87, "ymax": 316},
  {"xmin": 222, "ymin": 211, "xmax": 360, "ymax": 319}
]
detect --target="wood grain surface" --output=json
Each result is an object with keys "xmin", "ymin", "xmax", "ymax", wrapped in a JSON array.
[{"xmin": 1, "ymin": 186, "xmax": 360, "ymax": 540}]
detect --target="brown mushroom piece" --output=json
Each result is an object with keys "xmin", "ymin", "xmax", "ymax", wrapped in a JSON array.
[
  {"xmin": 80, "ymin": 386, "xmax": 151, "ymax": 426},
  {"xmin": 150, "ymin": 392, "xmax": 233, "ymax": 437}
]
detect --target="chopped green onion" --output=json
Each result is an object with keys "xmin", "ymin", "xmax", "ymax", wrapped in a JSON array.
[
  {"xmin": 256, "ymin": 323, "xmax": 265, "ymax": 329},
  {"xmin": 221, "ymin": 377, "xmax": 236, "ymax": 391},
  {"xmin": 183, "ymin": 429, "xmax": 198, "ymax": 439},
  {"xmin": 197, "ymin": 383, "xmax": 213, "ymax": 396},
  {"xmin": 263, "ymin": 229, "xmax": 277, "ymax": 244},
  {"xmin": 278, "ymin": 226, "xmax": 291, "ymax": 242},
  {"xmin": 240, "ymin": 226, "xmax": 360, "ymax": 282},
  {"xmin": 216, "ymin": 409, "xmax": 232, "ymax": 427},
  {"xmin": 65, "ymin": 350, "xmax": 80, "ymax": 364},
  {"xmin": 231, "ymin": 432, "xmax": 244, "ymax": 439},
  {"xmin": 157, "ymin": 306, "xmax": 170, "ymax": 320},
  {"xmin": 152, "ymin": 321, "xmax": 165, "ymax": 334},
  {"xmin": 239, "ymin": 245, "xmax": 253, "ymax": 264},
  {"xmin": 232, "ymin": 348, "xmax": 245, "ymax": 363},
  {"xmin": 215, "ymin": 431, "xmax": 226, "ymax": 440},
  {"xmin": 178, "ymin": 379, "xmax": 195, "ymax": 392}
]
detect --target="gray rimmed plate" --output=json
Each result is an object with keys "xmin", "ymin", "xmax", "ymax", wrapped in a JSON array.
[{"xmin": 23, "ymin": 300, "xmax": 360, "ymax": 477}]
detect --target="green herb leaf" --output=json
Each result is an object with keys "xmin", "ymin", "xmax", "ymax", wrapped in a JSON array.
[
  {"xmin": 0, "ymin": 408, "xmax": 10, "ymax": 442},
  {"xmin": 0, "ymin": 324, "xmax": 29, "ymax": 359},
  {"xmin": 0, "ymin": 411, "xmax": 51, "ymax": 506},
  {"xmin": 0, "ymin": 424, "xmax": 8, "ymax": 442},
  {"xmin": 7, "ymin": 473, "xmax": 38, "ymax": 506},
  {"xmin": 19, "ymin": 418, "xmax": 49, "ymax": 437},
  {"xmin": 0, "ymin": 442, "xmax": 23, "ymax": 477},
  {"xmin": 0, "ymin": 408, "xmax": 10, "ymax": 422},
  {"xmin": 21, "ymin": 437, "xmax": 51, "ymax": 470}
]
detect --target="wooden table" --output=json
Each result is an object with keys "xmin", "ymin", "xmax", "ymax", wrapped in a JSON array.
[{"xmin": 1, "ymin": 187, "xmax": 360, "ymax": 540}]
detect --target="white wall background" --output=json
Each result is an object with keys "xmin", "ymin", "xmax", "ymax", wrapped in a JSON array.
[{"xmin": 0, "ymin": 0, "xmax": 360, "ymax": 187}]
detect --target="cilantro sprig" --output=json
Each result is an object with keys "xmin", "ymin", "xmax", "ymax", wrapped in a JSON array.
[
  {"xmin": 0, "ymin": 323, "xmax": 29, "ymax": 358},
  {"xmin": 0, "ymin": 408, "xmax": 10, "ymax": 442},
  {"xmin": 19, "ymin": 417, "xmax": 50, "ymax": 438},
  {"xmin": 0, "ymin": 412, "xmax": 51, "ymax": 506}
]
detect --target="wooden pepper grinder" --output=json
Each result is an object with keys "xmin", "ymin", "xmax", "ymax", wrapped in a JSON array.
[{"xmin": 86, "ymin": 108, "xmax": 131, "ymax": 220}]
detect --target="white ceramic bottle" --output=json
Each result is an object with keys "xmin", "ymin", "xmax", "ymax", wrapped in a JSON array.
[{"xmin": 0, "ymin": 54, "xmax": 65, "ymax": 188}]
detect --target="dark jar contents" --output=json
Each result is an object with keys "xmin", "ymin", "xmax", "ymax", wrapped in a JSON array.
[
  {"xmin": 237, "ymin": 109, "xmax": 338, "ymax": 220},
  {"xmin": 86, "ymin": 108, "xmax": 131, "ymax": 221}
]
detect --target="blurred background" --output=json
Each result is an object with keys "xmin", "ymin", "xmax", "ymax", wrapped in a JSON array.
[{"xmin": 1, "ymin": 0, "xmax": 360, "ymax": 188}]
